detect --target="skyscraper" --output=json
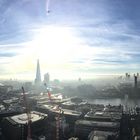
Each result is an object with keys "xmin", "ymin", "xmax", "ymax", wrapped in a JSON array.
[
  {"xmin": 44, "ymin": 73, "xmax": 50, "ymax": 86},
  {"xmin": 134, "ymin": 74, "xmax": 138, "ymax": 88},
  {"xmin": 35, "ymin": 59, "xmax": 41, "ymax": 85}
]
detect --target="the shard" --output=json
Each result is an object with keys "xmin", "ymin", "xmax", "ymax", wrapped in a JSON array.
[{"xmin": 35, "ymin": 59, "xmax": 41, "ymax": 85}]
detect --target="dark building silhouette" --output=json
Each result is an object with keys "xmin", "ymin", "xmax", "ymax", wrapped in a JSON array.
[
  {"xmin": 1, "ymin": 111, "xmax": 48, "ymax": 140},
  {"xmin": 34, "ymin": 59, "xmax": 41, "ymax": 85},
  {"xmin": 134, "ymin": 74, "xmax": 138, "ymax": 88}
]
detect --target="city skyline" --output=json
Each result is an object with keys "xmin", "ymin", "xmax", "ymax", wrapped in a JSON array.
[{"xmin": 0, "ymin": 0, "xmax": 140, "ymax": 80}]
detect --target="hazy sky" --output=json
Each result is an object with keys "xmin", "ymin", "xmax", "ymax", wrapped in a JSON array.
[{"xmin": 0, "ymin": 0, "xmax": 140, "ymax": 80}]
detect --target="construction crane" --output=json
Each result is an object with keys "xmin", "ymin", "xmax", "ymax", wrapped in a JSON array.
[
  {"xmin": 44, "ymin": 83, "xmax": 51, "ymax": 100},
  {"xmin": 44, "ymin": 83, "xmax": 62, "ymax": 140},
  {"xmin": 22, "ymin": 87, "xmax": 32, "ymax": 140}
]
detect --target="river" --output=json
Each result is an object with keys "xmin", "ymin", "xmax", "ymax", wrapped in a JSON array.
[{"xmin": 86, "ymin": 97, "xmax": 140, "ymax": 108}]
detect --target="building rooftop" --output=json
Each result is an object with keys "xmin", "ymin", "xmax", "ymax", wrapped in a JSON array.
[
  {"xmin": 42, "ymin": 104, "xmax": 82, "ymax": 116},
  {"xmin": 0, "ymin": 83, "xmax": 4, "ymax": 86},
  {"xmin": 88, "ymin": 130, "xmax": 119, "ymax": 140},
  {"xmin": 10, "ymin": 111, "xmax": 47, "ymax": 124},
  {"xmin": 85, "ymin": 110, "xmax": 122, "ymax": 121},
  {"xmin": 75, "ymin": 120, "xmax": 120, "ymax": 129},
  {"xmin": 3, "ymin": 97, "xmax": 18, "ymax": 104}
]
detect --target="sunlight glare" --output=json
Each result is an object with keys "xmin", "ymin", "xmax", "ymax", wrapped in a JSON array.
[{"xmin": 30, "ymin": 26, "xmax": 81, "ymax": 64}]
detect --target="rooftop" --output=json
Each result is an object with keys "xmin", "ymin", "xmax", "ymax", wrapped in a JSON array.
[
  {"xmin": 75, "ymin": 120, "xmax": 120, "ymax": 128},
  {"xmin": 10, "ymin": 111, "xmax": 47, "ymax": 124}
]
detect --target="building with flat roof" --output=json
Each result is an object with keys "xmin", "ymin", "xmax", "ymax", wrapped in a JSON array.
[
  {"xmin": 1, "ymin": 111, "xmax": 48, "ymax": 140},
  {"xmin": 74, "ymin": 120, "xmax": 120, "ymax": 140}
]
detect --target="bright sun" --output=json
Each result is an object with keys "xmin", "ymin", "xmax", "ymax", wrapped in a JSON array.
[{"xmin": 29, "ymin": 26, "xmax": 81, "ymax": 64}]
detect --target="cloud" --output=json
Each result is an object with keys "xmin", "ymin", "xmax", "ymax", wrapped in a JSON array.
[
  {"xmin": 0, "ymin": 52, "xmax": 17, "ymax": 57},
  {"xmin": 0, "ymin": 0, "xmax": 140, "ymax": 80}
]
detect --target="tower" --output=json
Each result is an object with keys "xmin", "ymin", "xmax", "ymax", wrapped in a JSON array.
[
  {"xmin": 134, "ymin": 74, "xmax": 137, "ymax": 88},
  {"xmin": 35, "ymin": 59, "xmax": 41, "ymax": 85},
  {"xmin": 44, "ymin": 73, "xmax": 50, "ymax": 86}
]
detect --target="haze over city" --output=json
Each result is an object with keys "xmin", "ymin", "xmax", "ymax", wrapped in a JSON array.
[{"xmin": 0, "ymin": 0, "xmax": 140, "ymax": 80}]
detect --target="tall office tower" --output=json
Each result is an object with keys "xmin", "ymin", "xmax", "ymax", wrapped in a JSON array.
[
  {"xmin": 44, "ymin": 73, "xmax": 50, "ymax": 86},
  {"xmin": 35, "ymin": 59, "xmax": 41, "ymax": 85},
  {"xmin": 134, "ymin": 74, "xmax": 138, "ymax": 88}
]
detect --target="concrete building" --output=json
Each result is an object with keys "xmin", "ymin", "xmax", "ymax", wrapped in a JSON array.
[
  {"xmin": 1, "ymin": 111, "xmax": 48, "ymax": 140},
  {"xmin": 44, "ymin": 73, "xmax": 50, "ymax": 86},
  {"xmin": 0, "ymin": 83, "xmax": 13, "ymax": 94}
]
